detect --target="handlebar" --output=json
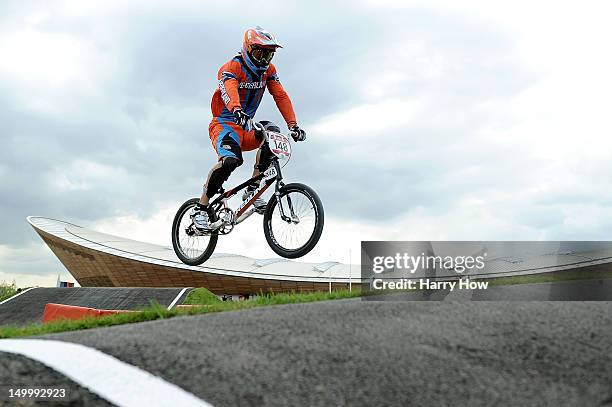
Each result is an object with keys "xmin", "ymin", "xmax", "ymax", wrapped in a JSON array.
[
  {"xmin": 250, "ymin": 120, "xmax": 268, "ymax": 142},
  {"xmin": 250, "ymin": 120, "xmax": 297, "ymax": 141},
  {"xmin": 251, "ymin": 120, "xmax": 265, "ymax": 132}
]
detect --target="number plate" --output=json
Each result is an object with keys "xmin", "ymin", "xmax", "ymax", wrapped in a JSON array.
[
  {"xmin": 263, "ymin": 166, "xmax": 278, "ymax": 180},
  {"xmin": 269, "ymin": 132, "xmax": 292, "ymax": 160}
]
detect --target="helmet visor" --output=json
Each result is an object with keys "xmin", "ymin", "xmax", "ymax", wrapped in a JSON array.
[{"xmin": 251, "ymin": 47, "xmax": 275, "ymax": 65}]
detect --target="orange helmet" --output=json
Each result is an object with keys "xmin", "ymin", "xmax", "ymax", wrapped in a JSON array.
[{"xmin": 242, "ymin": 26, "xmax": 282, "ymax": 68}]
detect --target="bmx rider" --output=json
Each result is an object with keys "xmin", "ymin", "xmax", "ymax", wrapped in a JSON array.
[{"xmin": 193, "ymin": 26, "xmax": 306, "ymax": 231}]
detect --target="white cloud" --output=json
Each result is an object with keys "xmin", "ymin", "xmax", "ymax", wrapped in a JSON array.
[
  {"xmin": 93, "ymin": 202, "xmax": 177, "ymax": 247},
  {"xmin": 312, "ymin": 99, "xmax": 422, "ymax": 138},
  {"xmin": 47, "ymin": 159, "xmax": 128, "ymax": 192},
  {"xmin": 0, "ymin": 28, "xmax": 114, "ymax": 113}
]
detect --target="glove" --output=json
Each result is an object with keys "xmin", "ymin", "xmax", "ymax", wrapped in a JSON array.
[
  {"xmin": 290, "ymin": 124, "xmax": 306, "ymax": 142},
  {"xmin": 233, "ymin": 108, "xmax": 250, "ymax": 129}
]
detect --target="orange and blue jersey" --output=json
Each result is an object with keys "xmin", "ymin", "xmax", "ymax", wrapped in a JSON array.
[{"xmin": 209, "ymin": 54, "xmax": 297, "ymax": 160}]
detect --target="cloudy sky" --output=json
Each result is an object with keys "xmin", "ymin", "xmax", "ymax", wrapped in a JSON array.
[{"xmin": 1, "ymin": 0, "xmax": 611, "ymax": 287}]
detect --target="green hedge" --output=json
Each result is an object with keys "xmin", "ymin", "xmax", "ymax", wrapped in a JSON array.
[{"xmin": 0, "ymin": 281, "xmax": 18, "ymax": 302}]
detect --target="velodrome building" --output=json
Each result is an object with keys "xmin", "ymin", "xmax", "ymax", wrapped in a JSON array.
[
  {"xmin": 28, "ymin": 217, "xmax": 612, "ymax": 298},
  {"xmin": 28, "ymin": 217, "xmax": 359, "ymax": 295}
]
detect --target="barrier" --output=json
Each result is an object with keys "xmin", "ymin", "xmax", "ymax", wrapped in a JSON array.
[{"xmin": 43, "ymin": 303, "xmax": 133, "ymax": 323}]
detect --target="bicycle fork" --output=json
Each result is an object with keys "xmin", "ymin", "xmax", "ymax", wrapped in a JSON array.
[{"xmin": 273, "ymin": 162, "xmax": 299, "ymax": 224}]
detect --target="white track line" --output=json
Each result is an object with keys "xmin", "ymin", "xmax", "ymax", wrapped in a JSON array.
[
  {"xmin": 167, "ymin": 287, "xmax": 190, "ymax": 310},
  {"xmin": 0, "ymin": 287, "xmax": 37, "ymax": 305},
  {"xmin": 0, "ymin": 339, "xmax": 213, "ymax": 407}
]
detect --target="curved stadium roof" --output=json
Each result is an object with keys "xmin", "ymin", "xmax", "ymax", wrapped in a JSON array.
[{"xmin": 28, "ymin": 216, "xmax": 359, "ymax": 295}]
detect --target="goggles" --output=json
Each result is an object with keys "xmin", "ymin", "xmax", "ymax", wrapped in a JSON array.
[{"xmin": 251, "ymin": 47, "xmax": 275, "ymax": 65}]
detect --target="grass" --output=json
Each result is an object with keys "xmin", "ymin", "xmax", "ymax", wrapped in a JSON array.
[
  {"xmin": 0, "ymin": 281, "xmax": 18, "ymax": 302},
  {"xmin": 183, "ymin": 287, "xmax": 222, "ymax": 305},
  {"xmin": 0, "ymin": 288, "xmax": 362, "ymax": 339}
]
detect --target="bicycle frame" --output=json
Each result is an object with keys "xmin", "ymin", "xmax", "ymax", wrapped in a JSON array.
[
  {"xmin": 209, "ymin": 153, "xmax": 295, "ymax": 229},
  {"xmin": 210, "ymin": 156, "xmax": 278, "ymax": 214},
  {"xmin": 206, "ymin": 121, "xmax": 300, "ymax": 231}
]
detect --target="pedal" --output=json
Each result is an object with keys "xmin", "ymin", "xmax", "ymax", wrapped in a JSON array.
[
  {"xmin": 209, "ymin": 219, "xmax": 225, "ymax": 230},
  {"xmin": 253, "ymin": 198, "xmax": 267, "ymax": 214}
]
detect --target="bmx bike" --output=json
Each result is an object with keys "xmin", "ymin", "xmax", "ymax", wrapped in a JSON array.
[{"xmin": 172, "ymin": 121, "xmax": 324, "ymax": 266}]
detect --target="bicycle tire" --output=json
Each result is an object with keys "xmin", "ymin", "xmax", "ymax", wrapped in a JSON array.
[
  {"xmin": 172, "ymin": 198, "xmax": 218, "ymax": 266},
  {"xmin": 263, "ymin": 183, "xmax": 324, "ymax": 258}
]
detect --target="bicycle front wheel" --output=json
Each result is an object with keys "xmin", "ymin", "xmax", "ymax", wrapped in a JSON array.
[{"xmin": 263, "ymin": 183, "xmax": 324, "ymax": 258}]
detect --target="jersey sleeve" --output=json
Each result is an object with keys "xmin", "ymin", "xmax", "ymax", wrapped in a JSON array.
[
  {"xmin": 217, "ymin": 61, "xmax": 242, "ymax": 113},
  {"xmin": 266, "ymin": 64, "xmax": 297, "ymax": 128}
]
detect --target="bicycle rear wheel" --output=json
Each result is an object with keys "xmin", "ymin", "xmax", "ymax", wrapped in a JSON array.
[
  {"xmin": 172, "ymin": 198, "xmax": 218, "ymax": 265},
  {"xmin": 263, "ymin": 183, "xmax": 324, "ymax": 258}
]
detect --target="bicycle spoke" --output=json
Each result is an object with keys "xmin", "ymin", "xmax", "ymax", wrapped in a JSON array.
[
  {"xmin": 175, "ymin": 204, "xmax": 212, "ymax": 261},
  {"xmin": 269, "ymin": 190, "xmax": 317, "ymax": 251}
]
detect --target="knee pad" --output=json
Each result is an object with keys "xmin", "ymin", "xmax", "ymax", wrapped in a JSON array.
[
  {"xmin": 206, "ymin": 156, "xmax": 243, "ymax": 198},
  {"xmin": 222, "ymin": 155, "xmax": 243, "ymax": 173}
]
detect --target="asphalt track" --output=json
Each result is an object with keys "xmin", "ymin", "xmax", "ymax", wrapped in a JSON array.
[
  {"xmin": 0, "ymin": 288, "xmax": 190, "ymax": 326},
  {"xmin": 2, "ymin": 298, "xmax": 612, "ymax": 406}
]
